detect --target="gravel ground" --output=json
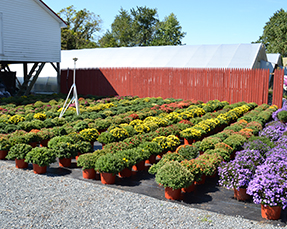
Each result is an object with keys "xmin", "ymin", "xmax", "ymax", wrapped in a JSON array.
[{"xmin": 0, "ymin": 161, "xmax": 285, "ymax": 229}]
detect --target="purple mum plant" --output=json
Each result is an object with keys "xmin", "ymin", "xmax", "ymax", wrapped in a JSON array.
[
  {"xmin": 272, "ymin": 101, "xmax": 287, "ymax": 121},
  {"xmin": 247, "ymin": 146, "xmax": 287, "ymax": 209},
  {"xmin": 218, "ymin": 149, "xmax": 264, "ymax": 190},
  {"xmin": 259, "ymin": 121, "xmax": 287, "ymax": 142}
]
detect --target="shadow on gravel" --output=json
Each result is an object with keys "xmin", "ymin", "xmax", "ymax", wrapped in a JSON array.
[{"xmin": 46, "ymin": 167, "xmax": 72, "ymax": 177}]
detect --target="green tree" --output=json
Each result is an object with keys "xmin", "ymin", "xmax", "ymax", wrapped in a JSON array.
[
  {"xmin": 98, "ymin": 6, "xmax": 185, "ymax": 47},
  {"xmin": 151, "ymin": 13, "xmax": 186, "ymax": 46},
  {"xmin": 254, "ymin": 9, "xmax": 287, "ymax": 56},
  {"xmin": 59, "ymin": 5, "xmax": 102, "ymax": 50},
  {"xmin": 130, "ymin": 6, "xmax": 159, "ymax": 46}
]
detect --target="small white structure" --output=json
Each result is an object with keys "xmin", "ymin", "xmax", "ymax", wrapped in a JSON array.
[
  {"xmin": 0, "ymin": 0, "xmax": 66, "ymax": 95},
  {"xmin": 60, "ymin": 43, "xmax": 267, "ymax": 69}
]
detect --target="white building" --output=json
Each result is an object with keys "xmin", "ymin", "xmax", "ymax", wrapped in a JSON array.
[{"xmin": 0, "ymin": 0, "xmax": 66, "ymax": 95}]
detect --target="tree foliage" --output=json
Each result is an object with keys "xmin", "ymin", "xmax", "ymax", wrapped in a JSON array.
[
  {"xmin": 254, "ymin": 9, "xmax": 287, "ymax": 57},
  {"xmin": 98, "ymin": 6, "xmax": 186, "ymax": 48},
  {"xmin": 59, "ymin": 5, "xmax": 102, "ymax": 50}
]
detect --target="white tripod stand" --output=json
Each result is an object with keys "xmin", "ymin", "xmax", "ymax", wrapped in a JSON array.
[{"xmin": 59, "ymin": 58, "xmax": 80, "ymax": 118}]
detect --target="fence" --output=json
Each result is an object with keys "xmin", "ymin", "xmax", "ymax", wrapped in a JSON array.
[
  {"xmin": 60, "ymin": 67, "xmax": 283, "ymax": 106},
  {"xmin": 272, "ymin": 69, "xmax": 284, "ymax": 108}
]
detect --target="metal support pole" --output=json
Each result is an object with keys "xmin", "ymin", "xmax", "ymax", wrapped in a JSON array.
[{"xmin": 59, "ymin": 58, "xmax": 79, "ymax": 118}]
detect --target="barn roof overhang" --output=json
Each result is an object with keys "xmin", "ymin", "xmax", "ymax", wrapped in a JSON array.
[{"xmin": 34, "ymin": 0, "xmax": 67, "ymax": 28}]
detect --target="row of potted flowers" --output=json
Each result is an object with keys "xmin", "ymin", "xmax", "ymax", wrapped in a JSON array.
[
  {"xmin": 74, "ymin": 102, "xmax": 262, "ymax": 188},
  {"xmin": 101, "ymin": 101, "xmax": 255, "ymax": 153},
  {"xmin": 218, "ymin": 102, "xmax": 287, "ymax": 220},
  {"xmin": 147, "ymin": 103, "xmax": 277, "ymax": 201}
]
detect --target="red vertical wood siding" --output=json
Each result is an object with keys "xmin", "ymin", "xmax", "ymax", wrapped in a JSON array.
[
  {"xmin": 272, "ymin": 69, "xmax": 284, "ymax": 108},
  {"xmin": 61, "ymin": 67, "xmax": 270, "ymax": 105}
]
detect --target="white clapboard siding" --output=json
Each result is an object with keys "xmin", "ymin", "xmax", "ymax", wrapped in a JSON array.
[{"xmin": 0, "ymin": 0, "xmax": 63, "ymax": 63}]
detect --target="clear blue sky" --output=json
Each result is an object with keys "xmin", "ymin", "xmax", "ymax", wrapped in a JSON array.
[{"xmin": 43, "ymin": 0, "xmax": 286, "ymax": 45}]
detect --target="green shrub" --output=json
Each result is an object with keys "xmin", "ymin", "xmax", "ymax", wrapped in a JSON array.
[
  {"xmin": 148, "ymin": 152, "xmax": 185, "ymax": 175},
  {"xmin": 176, "ymin": 144, "xmax": 199, "ymax": 160},
  {"xmin": 94, "ymin": 153, "xmax": 125, "ymax": 174},
  {"xmin": 155, "ymin": 161, "xmax": 194, "ymax": 189},
  {"xmin": 6, "ymin": 143, "xmax": 32, "ymax": 160},
  {"xmin": 223, "ymin": 134, "xmax": 247, "ymax": 152},
  {"xmin": 53, "ymin": 142, "xmax": 77, "ymax": 159},
  {"xmin": 278, "ymin": 110, "xmax": 287, "ymax": 123},
  {"xmin": 77, "ymin": 152, "xmax": 105, "ymax": 170},
  {"xmin": 25, "ymin": 147, "xmax": 56, "ymax": 166}
]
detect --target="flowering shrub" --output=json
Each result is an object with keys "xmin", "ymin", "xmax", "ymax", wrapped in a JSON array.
[
  {"xmin": 79, "ymin": 128, "xmax": 100, "ymax": 142},
  {"xmin": 176, "ymin": 144, "xmax": 199, "ymax": 160},
  {"xmin": 33, "ymin": 112, "xmax": 47, "ymax": 121},
  {"xmin": 247, "ymin": 148, "xmax": 287, "ymax": 209},
  {"xmin": 218, "ymin": 149, "xmax": 263, "ymax": 190},
  {"xmin": 77, "ymin": 152, "xmax": 106, "ymax": 170},
  {"xmin": 94, "ymin": 153, "xmax": 125, "ymax": 174},
  {"xmin": 181, "ymin": 159, "xmax": 205, "ymax": 181},
  {"xmin": 237, "ymin": 128, "xmax": 254, "ymax": 139},
  {"xmin": 134, "ymin": 124, "xmax": 150, "ymax": 133},
  {"xmin": 223, "ymin": 134, "xmax": 247, "ymax": 152},
  {"xmin": 110, "ymin": 127, "xmax": 129, "ymax": 141},
  {"xmin": 152, "ymin": 135, "xmax": 180, "ymax": 152},
  {"xmin": 180, "ymin": 128, "xmax": 202, "ymax": 140},
  {"xmin": 9, "ymin": 115, "xmax": 25, "ymax": 124},
  {"xmin": 245, "ymin": 121, "xmax": 262, "ymax": 135},
  {"xmin": 259, "ymin": 121, "xmax": 287, "ymax": 142},
  {"xmin": 149, "ymin": 152, "xmax": 185, "ymax": 175},
  {"xmin": 25, "ymin": 147, "xmax": 56, "ymax": 167},
  {"xmin": 52, "ymin": 142, "xmax": 78, "ymax": 159},
  {"xmin": 196, "ymin": 155, "xmax": 216, "ymax": 176}
]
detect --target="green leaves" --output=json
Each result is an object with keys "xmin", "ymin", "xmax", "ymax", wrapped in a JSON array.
[
  {"xmin": 155, "ymin": 161, "xmax": 194, "ymax": 189},
  {"xmin": 98, "ymin": 6, "xmax": 186, "ymax": 47},
  {"xmin": 58, "ymin": 5, "xmax": 102, "ymax": 50},
  {"xmin": 6, "ymin": 143, "xmax": 32, "ymax": 160},
  {"xmin": 255, "ymin": 9, "xmax": 287, "ymax": 56},
  {"xmin": 25, "ymin": 147, "xmax": 56, "ymax": 167},
  {"xmin": 94, "ymin": 153, "xmax": 125, "ymax": 174}
]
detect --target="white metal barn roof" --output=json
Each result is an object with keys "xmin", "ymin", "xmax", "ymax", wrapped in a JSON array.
[
  {"xmin": 60, "ymin": 43, "xmax": 267, "ymax": 70},
  {"xmin": 9, "ymin": 43, "xmax": 268, "ymax": 93}
]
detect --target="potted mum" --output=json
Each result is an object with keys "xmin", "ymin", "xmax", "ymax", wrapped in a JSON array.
[
  {"xmin": 6, "ymin": 143, "xmax": 32, "ymax": 168},
  {"xmin": 53, "ymin": 142, "xmax": 77, "ymax": 167},
  {"xmin": 138, "ymin": 142, "xmax": 162, "ymax": 165},
  {"xmin": 94, "ymin": 153, "xmax": 125, "ymax": 184},
  {"xmin": 218, "ymin": 149, "xmax": 264, "ymax": 201},
  {"xmin": 115, "ymin": 150, "xmax": 137, "ymax": 178},
  {"xmin": 0, "ymin": 137, "xmax": 11, "ymax": 159},
  {"xmin": 97, "ymin": 132, "xmax": 116, "ymax": 145},
  {"xmin": 38, "ymin": 128, "xmax": 54, "ymax": 147},
  {"xmin": 25, "ymin": 147, "xmax": 56, "ymax": 174},
  {"xmin": 180, "ymin": 127, "xmax": 202, "ymax": 145},
  {"xmin": 75, "ymin": 140, "xmax": 93, "ymax": 160},
  {"xmin": 77, "ymin": 152, "xmax": 105, "ymax": 179},
  {"xmin": 131, "ymin": 148, "xmax": 150, "ymax": 171},
  {"xmin": 25, "ymin": 131, "xmax": 42, "ymax": 147},
  {"xmin": 155, "ymin": 161, "xmax": 194, "ymax": 200},
  {"xmin": 247, "ymin": 150, "xmax": 287, "ymax": 220},
  {"xmin": 79, "ymin": 128, "xmax": 99, "ymax": 146},
  {"xmin": 8, "ymin": 130, "xmax": 28, "ymax": 146}
]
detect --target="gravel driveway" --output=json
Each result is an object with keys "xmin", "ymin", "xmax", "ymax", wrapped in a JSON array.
[{"xmin": 0, "ymin": 161, "xmax": 285, "ymax": 229}]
